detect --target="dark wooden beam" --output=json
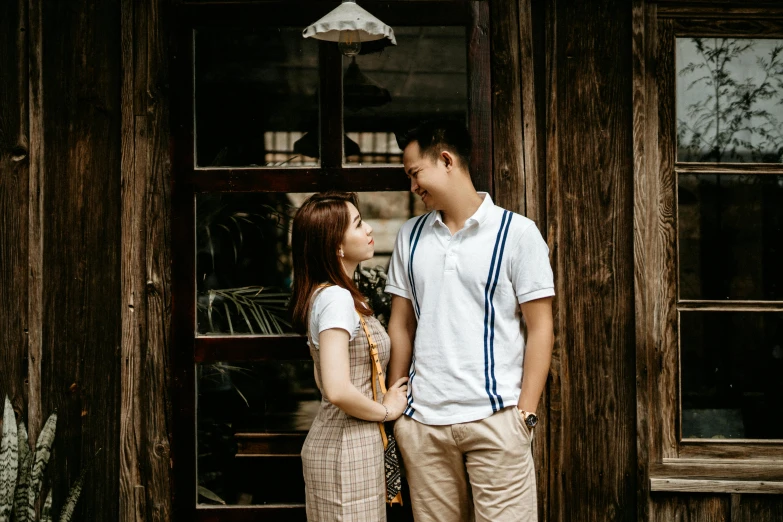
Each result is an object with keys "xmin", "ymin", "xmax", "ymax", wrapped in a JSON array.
[
  {"xmin": 39, "ymin": 0, "xmax": 123, "ymax": 519},
  {"xmin": 547, "ymin": 0, "xmax": 637, "ymax": 520},
  {"xmin": 0, "ymin": 0, "xmax": 29, "ymax": 420}
]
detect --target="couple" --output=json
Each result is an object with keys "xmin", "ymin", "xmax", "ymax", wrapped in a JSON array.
[{"xmin": 290, "ymin": 121, "xmax": 555, "ymax": 522}]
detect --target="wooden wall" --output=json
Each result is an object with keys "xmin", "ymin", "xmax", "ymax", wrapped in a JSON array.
[
  {"xmin": 0, "ymin": 0, "xmax": 171, "ymax": 520},
  {"xmin": 1, "ymin": 0, "xmax": 782, "ymax": 521},
  {"xmin": 545, "ymin": 0, "xmax": 638, "ymax": 521}
]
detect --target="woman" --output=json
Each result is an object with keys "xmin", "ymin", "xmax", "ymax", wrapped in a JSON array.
[{"xmin": 290, "ymin": 192, "xmax": 409, "ymax": 522}]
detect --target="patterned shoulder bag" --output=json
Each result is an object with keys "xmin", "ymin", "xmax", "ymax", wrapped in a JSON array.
[{"xmin": 358, "ymin": 315, "xmax": 404, "ymax": 506}]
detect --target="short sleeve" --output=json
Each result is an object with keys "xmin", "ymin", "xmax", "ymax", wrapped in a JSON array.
[
  {"xmin": 310, "ymin": 286, "xmax": 360, "ymax": 349},
  {"xmin": 384, "ymin": 225, "xmax": 411, "ymax": 299},
  {"xmin": 511, "ymin": 223, "xmax": 555, "ymax": 304}
]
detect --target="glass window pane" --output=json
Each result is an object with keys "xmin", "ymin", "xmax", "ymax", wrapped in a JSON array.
[
  {"xmin": 677, "ymin": 38, "xmax": 783, "ymax": 163},
  {"xmin": 197, "ymin": 360, "xmax": 317, "ymax": 505},
  {"xmin": 680, "ymin": 312, "xmax": 783, "ymax": 439},
  {"xmin": 678, "ymin": 174, "xmax": 783, "ymax": 300},
  {"xmin": 343, "ymin": 27, "xmax": 468, "ymax": 165},
  {"xmin": 196, "ymin": 192, "xmax": 425, "ymax": 335},
  {"xmin": 195, "ymin": 28, "xmax": 319, "ymax": 167}
]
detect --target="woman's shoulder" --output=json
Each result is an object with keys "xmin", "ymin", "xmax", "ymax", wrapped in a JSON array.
[{"xmin": 312, "ymin": 285, "xmax": 355, "ymax": 311}]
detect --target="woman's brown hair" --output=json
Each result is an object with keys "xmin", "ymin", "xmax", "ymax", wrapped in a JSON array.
[{"xmin": 289, "ymin": 192, "xmax": 372, "ymax": 333}]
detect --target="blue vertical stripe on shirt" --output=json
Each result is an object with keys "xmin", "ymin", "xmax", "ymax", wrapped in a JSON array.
[
  {"xmin": 483, "ymin": 211, "xmax": 509, "ymax": 412},
  {"xmin": 407, "ymin": 213, "xmax": 429, "ymax": 318},
  {"xmin": 488, "ymin": 212, "xmax": 513, "ymax": 409}
]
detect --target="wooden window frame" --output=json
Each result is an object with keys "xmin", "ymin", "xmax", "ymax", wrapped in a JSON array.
[
  {"xmin": 169, "ymin": 1, "xmax": 491, "ymax": 519},
  {"xmin": 634, "ymin": 1, "xmax": 783, "ymax": 495}
]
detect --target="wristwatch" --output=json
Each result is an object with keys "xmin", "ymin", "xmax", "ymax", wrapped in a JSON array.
[{"xmin": 519, "ymin": 410, "xmax": 538, "ymax": 429}]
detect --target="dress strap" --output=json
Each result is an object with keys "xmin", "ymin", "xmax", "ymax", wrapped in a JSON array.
[{"xmin": 358, "ymin": 314, "xmax": 390, "ymax": 449}]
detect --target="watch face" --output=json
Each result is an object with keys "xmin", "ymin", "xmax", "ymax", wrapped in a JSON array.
[{"xmin": 525, "ymin": 413, "xmax": 538, "ymax": 428}]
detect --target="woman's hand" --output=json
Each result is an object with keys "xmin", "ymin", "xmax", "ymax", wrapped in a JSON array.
[{"xmin": 382, "ymin": 377, "xmax": 409, "ymax": 420}]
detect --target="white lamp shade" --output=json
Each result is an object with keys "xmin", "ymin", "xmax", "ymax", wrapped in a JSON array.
[{"xmin": 302, "ymin": 1, "xmax": 396, "ymax": 45}]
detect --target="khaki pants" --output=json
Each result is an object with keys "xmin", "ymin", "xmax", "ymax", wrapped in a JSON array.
[{"xmin": 394, "ymin": 406, "xmax": 537, "ymax": 522}]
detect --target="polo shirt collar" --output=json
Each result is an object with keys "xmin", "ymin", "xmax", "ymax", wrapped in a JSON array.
[{"xmin": 432, "ymin": 192, "xmax": 494, "ymax": 228}]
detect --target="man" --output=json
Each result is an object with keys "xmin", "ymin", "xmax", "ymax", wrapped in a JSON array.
[{"xmin": 385, "ymin": 120, "xmax": 555, "ymax": 522}]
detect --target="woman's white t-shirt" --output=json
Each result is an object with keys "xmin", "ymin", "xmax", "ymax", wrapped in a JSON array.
[{"xmin": 308, "ymin": 286, "xmax": 361, "ymax": 350}]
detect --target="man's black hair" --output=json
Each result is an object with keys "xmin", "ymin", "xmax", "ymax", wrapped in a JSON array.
[{"xmin": 397, "ymin": 119, "xmax": 472, "ymax": 169}]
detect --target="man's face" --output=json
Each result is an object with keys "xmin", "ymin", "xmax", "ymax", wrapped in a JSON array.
[{"xmin": 403, "ymin": 141, "xmax": 448, "ymax": 210}]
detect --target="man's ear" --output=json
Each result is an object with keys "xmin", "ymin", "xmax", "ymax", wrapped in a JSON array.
[{"xmin": 441, "ymin": 150, "xmax": 454, "ymax": 171}]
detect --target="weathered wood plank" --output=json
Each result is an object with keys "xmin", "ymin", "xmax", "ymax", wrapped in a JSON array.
[
  {"xmin": 547, "ymin": 0, "xmax": 637, "ymax": 520},
  {"xmin": 519, "ymin": 0, "xmax": 540, "ymax": 224},
  {"xmin": 120, "ymin": 1, "xmax": 173, "ymax": 521},
  {"xmin": 490, "ymin": 0, "xmax": 524, "ymax": 213},
  {"xmin": 119, "ymin": 1, "xmax": 141, "ymax": 521},
  {"xmin": 632, "ymin": 2, "xmax": 652, "ymax": 521},
  {"xmin": 26, "ymin": 0, "xmax": 44, "ymax": 445},
  {"xmin": 544, "ymin": 0, "xmax": 563, "ymax": 520},
  {"xmin": 654, "ymin": 18, "xmax": 679, "ymax": 461},
  {"xmin": 650, "ymin": 493, "xmax": 729, "ymax": 522},
  {"xmin": 39, "ymin": 1, "xmax": 122, "ymax": 519},
  {"xmin": 468, "ymin": 1, "xmax": 492, "ymax": 193},
  {"xmin": 0, "ymin": 0, "xmax": 29, "ymax": 418},
  {"xmin": 731, "ymin": 494, "xmax": 783, "ymax": 521},
  {"xmin": 520, "ymin": 3, "xmax": 549, "ymax": 521},
  {"xmin": 651, "ymin": 478, "xmax": 783, "ymax": 494}
]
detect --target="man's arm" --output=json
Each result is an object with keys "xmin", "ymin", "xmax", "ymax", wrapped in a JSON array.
[
  {"xmin": 517, "ymin": 296, "xmax": 554, "ymax": 412},
  {"xmin": 386, "ymin": 295, "xmax": 417, "ymax": 387}
]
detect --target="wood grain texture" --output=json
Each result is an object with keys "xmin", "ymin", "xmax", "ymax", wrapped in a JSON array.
[
  {"xmin": 671, "ymin": 18, "xmax": 783, "ymax": 37},
  {"xmin": 654, "ymin": 18, "xmax": 680, "ymax": 461},
  {"xmin": 547, "ymin": 1, "xmax": 637, "ymax": 520},
  {"xmin": 651, "ymin": 478, "xmax": 783, "ymax": 494},
  {"xmin": 731, "ymin": 494, "xmax": 783, "ymax": 521},
  {"xmin": 678, "ymin": 442, "xmax": 783, "ymax": 461},
  {"xmin": 519, "ymin": 0, "xmax": 541, "ymax": 225},
  {"xmin": 119, "ymin": 0, "xmax": 173, "ymax": 521},
  {"xmin": 468, "ymin": 0, "xmax": 492, "ymax": 193},
  {"xmin": 490, "ymin": 0, "xmax": 525, "ymax": 213},
  {"xmin": 650, "ymin": 493, "xmax": 729, "ymax": 522},
  {"xmin": 653, "ymin": 461, "xmax": 783, "ymax": 481},
  {"xmin": 544, "ymin": 1, "xmax": 563, "ymax": 519},
  {"xmin": 632, "ymin": 2, "xmax": 652, "ymax": 521},
  {"xmin": 0, "ymin": 0, "xmax": 29, "ymax": 418},
  {"xmin": 39, "ymin": 0, "xmax": 122, "ymax": 519},
  {"xmin": 521, "ymin": 2, "xmax": 550, "ymax": 520},
  {"xmin": 26, "ymin": 0, "xmax": 44, "ymax": 445}
]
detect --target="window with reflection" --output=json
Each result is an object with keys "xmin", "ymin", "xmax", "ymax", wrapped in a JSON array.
[
  {"xmin": 343, "ymin": 27, "xmax": 468, "ymax": 165},
  {"xmin": 196, "ymin": 192, "xmax": 424, "ymax": 337},
  {"xmin": 677, "ymin": 38, "xmax": 783, "ymax": 164},
  {"xmin": 195, "ymin": 28, "xmax": 320, "ymax": 167},
  {"xmin": 680, "ymin": 312, "xmax": 783, "ymax": 439},
  {"xmin": 674, "ymin": 36, "xmax": 783, "ymax": 442},
  {"xmin": 678, "ymin": 174, "xmax": 783, "ymax": 301}
]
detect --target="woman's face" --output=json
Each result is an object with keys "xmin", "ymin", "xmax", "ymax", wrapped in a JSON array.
[{"xmin": 340, "ymin": 202, "xmax": 374, "ymax": 264}]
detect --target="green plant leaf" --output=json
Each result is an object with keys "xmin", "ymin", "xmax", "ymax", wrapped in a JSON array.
[
  {"xmin": 39, "ymin": 490, "xmax": 52, "ymax": 522},
  {"xmin": 223, "ymin": 302, "xmax": 234, "ymax": 335},
  {"xmin": 14, "ymin": 422, "xmax": 32, "ymax": 522},
  {"xmin": 57, "ymin": 464, "xmax": 86, "ymax": 522},
  {"xmin": 197, "ymin": 485, "xmax": 226, "ymax": 505},
  {"xmin": 27, "ymin": 413, "xmax": 57, "ymax": 522},
  {"xmin": 0, "ymin": 396, "xmax": 19, "ymax": 521}
]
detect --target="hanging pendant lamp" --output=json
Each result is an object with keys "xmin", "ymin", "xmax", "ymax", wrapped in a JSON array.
[{"xmin": 303, "ymin": 0, "xmax": 396, "ymax": 57}]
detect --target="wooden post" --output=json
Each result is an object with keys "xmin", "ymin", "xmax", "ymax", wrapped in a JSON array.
[{"xmin": 119, "ymin": 0, "xmax": 173, "ymax": 521}]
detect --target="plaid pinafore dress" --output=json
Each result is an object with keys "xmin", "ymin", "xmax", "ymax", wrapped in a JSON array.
[{"xmin": 302, "ymin": 310, "xmax": 389, "ymax": 521}]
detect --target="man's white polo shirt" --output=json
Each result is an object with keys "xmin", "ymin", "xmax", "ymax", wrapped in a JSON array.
[{"xmin": 385, "ymin": 193, "xmax": 554, "ymax": 425}]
